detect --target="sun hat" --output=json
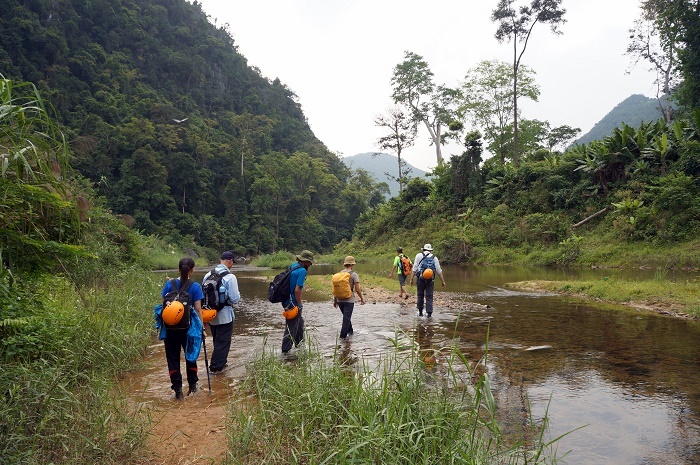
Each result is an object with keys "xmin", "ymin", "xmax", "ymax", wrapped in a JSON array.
[
  {"xmin": 296, "ymin": 250, "xmax": 314, "ymax": 263},
  {"xmin": 343, "ymin": 256, "xmax": 356, "ymax": 265},
  {"xmin": 220, "ymin": 251, "xmax": 235, "ymax": 260},
  {"xmin": 422, "ymin": 243, "xmax": 433, "ymax": 251}
]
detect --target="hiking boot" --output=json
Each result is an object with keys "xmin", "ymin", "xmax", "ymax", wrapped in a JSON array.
[
  {"xmin": 417, "ymin": 310, "xmax": 423, "ymax": 317},
  {"xmin": 187, "ymin": 383, "xmax": 198, "ymax": 396},
  {"xmin": 174, "ymin": 388, "xmax": 184, "ymax": 400}
]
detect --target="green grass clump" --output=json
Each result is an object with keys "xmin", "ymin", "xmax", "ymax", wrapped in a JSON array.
[
  {"xmin": 227, "ymin": 340, "xmax": 562, "ymax": 464},
  {"xmin": 506, "ymin": 277, "xmax": 700, "ymax": 318},
  {"xmin": 252, "ymin": 251, "xmax": 296, "ymax": 269},
  {"xmin": 0, "ymin": 269, "xmax": 159, "ymax": 464}
]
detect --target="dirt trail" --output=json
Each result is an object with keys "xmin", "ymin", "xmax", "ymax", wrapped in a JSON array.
[{"xmin": 124, "ymin": 338, "xmax": 247, "ymax": 465}]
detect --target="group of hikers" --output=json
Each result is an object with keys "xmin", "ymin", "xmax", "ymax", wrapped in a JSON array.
[{"xmin": 155, "ymin": 244, "xmax": 445, "ymax": 400}]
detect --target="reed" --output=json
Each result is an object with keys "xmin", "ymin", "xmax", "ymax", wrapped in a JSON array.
[
  {"xmin": 226, "ymin": 337, "xmax": 562, "ymax": 464},
  {"xmin": 0, "ymin": 269, "xmax": 159, "ymax": 464}
]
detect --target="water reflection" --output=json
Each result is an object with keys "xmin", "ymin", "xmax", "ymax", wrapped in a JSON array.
[{"xmin": 148, "ymin": 264, "xmax": 700, "ymax": 464}]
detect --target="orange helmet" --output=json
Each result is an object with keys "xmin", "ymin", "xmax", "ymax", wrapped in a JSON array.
[
  {"xmin": 282, "ymin": 305, "xmax": 299, "ymax": 320},
  {"xmin": 201, "ymin": 309, "xmax": 217, "ymax": 323},
  {"xmin": 162, "ymin": 300, "xmax": 185, "ymax": 325},
  {"xmin": 422, "ymin": 268, "xmax": 434, "ymax": 280}
]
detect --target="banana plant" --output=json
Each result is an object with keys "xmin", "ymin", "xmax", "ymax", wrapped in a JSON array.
[{"xmin": 643, "ymin": 132, "xmax": 672, "ymax": 174}]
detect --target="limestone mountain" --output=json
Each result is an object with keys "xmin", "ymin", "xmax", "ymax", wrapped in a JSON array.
[
  {"xmin": 577, "ymin": 94, "xmax": 665, "ymax": 145},
  {"xmin": 343, "ymin": 152, "xmax": 428, "ymax": 197}
]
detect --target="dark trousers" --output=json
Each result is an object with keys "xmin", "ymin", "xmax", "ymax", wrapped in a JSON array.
[
  {"xmin": 416, "ymin": 278, "xmax": 435, "ymax": 315},
  {"xmin": 338, "ymin": 301, "xmax": 354, "ymax": 338},
  {"xmin": 282, "ymin": 308, "xmax": 304, "ymax": 353},
  {"xmin": 164, "ymin": 329, "xmax": 198, "ymax": 390},
  {"xmin": 209, "ymin": 321, "xmax": 234, "ymax": 371}
]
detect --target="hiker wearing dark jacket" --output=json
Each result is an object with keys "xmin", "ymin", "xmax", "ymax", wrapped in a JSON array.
[
  {"xmin": 161, "ymin": 257, "xmax": 204, "ymax": 400},
  {"xmin": 281, "ymin": 250, "xmax": 313, "ymax": 353},
  {"xmin": 201, "ymin": 251, "xmax": 241, "ymax": 373},
  {"xmin": 409, "ymin": 244, "xmax": 445, "ymax": 317}
]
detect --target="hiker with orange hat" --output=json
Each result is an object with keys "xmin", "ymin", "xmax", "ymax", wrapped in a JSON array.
[{"xmin": 409, "ymin": 244, "xmax": 445, "ymax": 317}]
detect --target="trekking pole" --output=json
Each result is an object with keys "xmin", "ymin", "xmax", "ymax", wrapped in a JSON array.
[{"xmin": 202, "ymin": 330, "xmax": 212, "ymax": 394}]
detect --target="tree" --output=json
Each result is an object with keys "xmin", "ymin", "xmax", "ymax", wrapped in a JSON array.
[
  {"xmin": 635, "ymin": 0, "xmax": 700, "ymax": 112},
  {"xmin": 375, "ymin": 107, "xmax": 416, "ymax": 193},
  {"xmin": 547, "ymin": 124, "xmax": 581, "ymax": 152},
  {"xmin": 491, "ymin": 0, "xmax": 567, "ymax": 165},
  {"xmin": 391, "ymin": 51, "xmax": 457, "ymax": 166},
  {"xmin": 458, "ymin": 60, "xmax": 540, "ymax": 163},
  {"xmin": 626, "ymin": 0, "xmax": 682, "ymax": 123},
  {"xmin": 230, "ymin": 111, "xmax": 274, "ymax": 184}
]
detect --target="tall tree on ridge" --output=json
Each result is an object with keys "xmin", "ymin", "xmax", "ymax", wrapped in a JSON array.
[
  {"xmin": 627, "ymin": 0, "xmax": 683, "ymax": 123},
  {"xmin": 391, "ymin": 51, "xmax": 458, "ymax": 167},
  {"xmin": 491, "ymin": 0, "xmax": 567, "ymax": 166},
  {"xmin": 458, "ymin": 59, "xmax": 540, "ymax": 164},
  {"xmin": 375, "ymin": 107, "xmax": 417, "ymax": 193}
]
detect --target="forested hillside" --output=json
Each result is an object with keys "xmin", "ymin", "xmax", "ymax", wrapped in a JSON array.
[
  {"xmin": 577, "ymin": 94, "xmax": 665, "ymax": 145},
  {"xmin": 0, "ymin": 0, "xmax": 385, "ymax": 255}
]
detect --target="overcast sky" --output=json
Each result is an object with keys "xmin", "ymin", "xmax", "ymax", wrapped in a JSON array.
[{"xmin": 196, "ymin": 0, "xmax": 657, "ymax": 172}]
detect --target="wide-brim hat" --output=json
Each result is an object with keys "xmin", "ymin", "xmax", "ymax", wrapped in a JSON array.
[
  {"xmin": 296, "ymin": 250, "xmax": 314, "ymax": 263},
  {"xmin": 343, "ymin": 256, "xmax": 356, "ymax": 265},
  {"xmin": 422, "ymin": 243, "xmax": 433, "ymax": 251}
]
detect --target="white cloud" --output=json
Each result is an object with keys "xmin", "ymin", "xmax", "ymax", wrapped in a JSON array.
[{"xmin": 198, "ymin": 0, "xmax": 657, "ymax": 171}]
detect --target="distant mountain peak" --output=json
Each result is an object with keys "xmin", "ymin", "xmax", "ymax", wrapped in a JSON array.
[
  {"xmin": 577, "ymin": 94, "xmax": 664, "ymax": 145},
  {"xmin": 343, "ymin": 152, "xmax": 427, "ymax": 197}
]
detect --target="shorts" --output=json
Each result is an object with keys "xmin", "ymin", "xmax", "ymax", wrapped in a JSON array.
[{"xmin": 398, "ymin": 273, "xmax": 406, "ymax": 286}]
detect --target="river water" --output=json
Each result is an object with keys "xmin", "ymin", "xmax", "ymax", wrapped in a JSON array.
[{"xmin": 145, "ymin": 263, "xmax": 700, "ymax": 464}]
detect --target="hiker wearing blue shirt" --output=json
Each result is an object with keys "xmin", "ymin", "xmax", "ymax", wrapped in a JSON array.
[
  {"xmin": 160, "ymin": 257, "xmax": 204, "ymax": 400},
  {"xmin": 202, "ymin": 251, "xmax": 241, "ymax": 373},
  {"xmin": 409, "ymin": 244, "xmax": 446, "ymax": 317},
  {"xmin": 281, "ymin": 250, "xmax": 314, "ymax": 353}
]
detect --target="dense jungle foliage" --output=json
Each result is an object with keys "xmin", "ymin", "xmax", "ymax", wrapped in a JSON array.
[
  {"xmin": 352, "ymin": 116, "xmax": 700, "ymax": 267},
  {"xmin": 0, "ymin": 0, "xmax": 386, "ymax": 256}
]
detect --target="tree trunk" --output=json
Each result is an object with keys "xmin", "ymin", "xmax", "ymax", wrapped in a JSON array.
[
  {"xmin": 512, "ymin": 39, "xmax": 519, "ymax": 166},
  {"xmin": 572, "ymin": 207, "xmax": 608, "ymax": 228},
  {"xmin": 423, "ymin": 119, "xmax": 443, "ymax": 166}
]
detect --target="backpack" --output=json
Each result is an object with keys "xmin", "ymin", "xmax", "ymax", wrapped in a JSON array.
[
  {"xmin": 202, "ymin": 268, "xmax": 231, "ymax": 310},
  {"xmin": 417, "ymin": 253, "xmax": 436, "ymax": 281},
  {"xmin": 268, "ymin": 264, "xmax": 300, "ymax": 303},
  {"xmin": 331, "ymin": 270, "xmax": 352, "ymax": 299},
  {"xmin": 399, "ymin": 254, "xmax": 413, "ymax": 276},
  {"xmin": 163, "ymin": 278, "xmax": 194, "ymax": 330}
]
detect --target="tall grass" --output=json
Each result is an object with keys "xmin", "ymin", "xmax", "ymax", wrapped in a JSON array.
[
  {"xmin": 0, "ymin": 269, "xmax": 160, "ymax": 464},
  {"xmin": 227, "ymin": 338, "xmax": 561, "ymax": 464}
]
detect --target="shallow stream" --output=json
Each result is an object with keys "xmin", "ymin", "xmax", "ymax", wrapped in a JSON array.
[{"xmin": 137, "ymin": 263, "xmax": 700, "ymax": 464}]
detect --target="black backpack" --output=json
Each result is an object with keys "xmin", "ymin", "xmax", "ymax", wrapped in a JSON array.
[
  {"xmin": 202, "ymin": 268, "xmax": 231, "ymax": 310},
  {"xmin": 163, "ymin": 278, "xmax": 194, "ymax": 330},
  {"xmin": 267, "ymin": 264, "xmax": 300, "ymax": 303}
]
